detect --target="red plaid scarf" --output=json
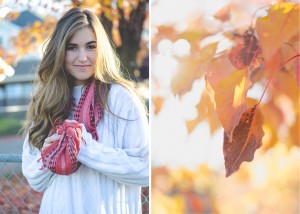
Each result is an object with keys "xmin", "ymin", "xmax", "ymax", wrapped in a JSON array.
[{"xmin": 40, "ymin": 80, "xmax": 102, "ymax": 175}]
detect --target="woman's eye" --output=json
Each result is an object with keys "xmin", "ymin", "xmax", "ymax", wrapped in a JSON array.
[
  {"xmin": 66, "ymin": 46, "xmax": 77, "ymax": 51},
  {"xmin": 87, "ymin": 45, "xmax": 96, "ymax": 50}
]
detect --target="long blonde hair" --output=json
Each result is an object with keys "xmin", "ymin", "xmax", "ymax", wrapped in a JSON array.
[{"xmin": 23, "ymin": 7, "xmax": 136, "ymax": 150}]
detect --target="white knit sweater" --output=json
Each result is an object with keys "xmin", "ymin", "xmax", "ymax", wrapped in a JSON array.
[{"xmin": 22, "ymin": 84, "xmax": 149, "ymax": 214}]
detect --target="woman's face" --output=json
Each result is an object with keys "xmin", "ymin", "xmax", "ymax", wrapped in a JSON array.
[{"xmin": 65, "ymin": 27, "xmax": 97, "ymax": 85}]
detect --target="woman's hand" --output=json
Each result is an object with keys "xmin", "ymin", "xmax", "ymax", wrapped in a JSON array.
[
  {"xmin": 42, "ymin": 134, "xmax": 62, "ymax": 151},
  {"xmin": 65, "ymin": 119, "xmax": 77, "ymax": 123}
]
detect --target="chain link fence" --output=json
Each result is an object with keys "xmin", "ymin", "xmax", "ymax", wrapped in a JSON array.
[{"xmin": 0, "ymin": 154, "xmax": 149, "ymax": 213}]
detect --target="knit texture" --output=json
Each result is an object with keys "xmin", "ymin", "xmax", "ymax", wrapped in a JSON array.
[
  {"xmin": 73, "ymin": 80, "xmax": 102, "ymax": 141},
  {"xmin": 40, "ymin": 80, "xmax": 102, "ymax": 175},
  {"xmin": 22, "ymin": 84, "xmax": 149, "ymax": 213},
  {"xmin": 40, "ymin": 121, "xmax": 82, "ymax": 175}
]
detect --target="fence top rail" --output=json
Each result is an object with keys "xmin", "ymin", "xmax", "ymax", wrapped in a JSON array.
[{"xmin": 0, "ymin": 154, "xmax": 22, "ymax": 162}]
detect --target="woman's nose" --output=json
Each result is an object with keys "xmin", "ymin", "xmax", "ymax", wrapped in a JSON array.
[{"xmin": 78, "ymin": 48, "xmax": 87, "ymax": 62}]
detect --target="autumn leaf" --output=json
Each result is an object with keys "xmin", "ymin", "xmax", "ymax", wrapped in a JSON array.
[
  {"xmin": 260, "ymin": 101, "xmax": 283, "ymax": 151},
  {"xmin": 264, "ymin": 50, "xmax": 281, "ymax": 78},
  {"xmin": 228, "ymin": 28, "xmax": 263, "ymax": 71},
  {"xmin": 262, "ymin": 124, "xmax": 279, "ymax": 152},
  {"xmin": 290, "ymin": 113, "xmax": 299, "ymax": 146},
  {"xmin": 223, "ymin": 104, "xmax": 264, "ymax": 177},
  {"xmin": 206, "ymin": 63, "xmax": 252, "ymax": 141},
  {"xmin": 171, "ymin": 58, "xmax": 203, "ymax": 96},
  {"xmin": 186, "ymin": 90, "xmax": 220, "ymax": 134},
  {"xmin": 214, "ymin": 3, "xmax": 232, "ymax": 22},
  {"xmin": 171, "ymin": 42, "xmax": 218, "ymax": 96},
  {"xmin": 205, "ymin": 55, "xmax": 237, "ymax": 88},
  {"xmin": 295, "ymin": 58, "xmax": 300, "ymax": 88},
  {"xmin": 180, "ymin": 30, "xmax": 211, "ymax": 51},
  {"xmin": 256, "ymin": 3, "xmax": 299, "ymax": 61},
  {"xmin": 271, "ymin": 68, "xmax": 299, "ymax": 103},
  {"xmin": 155, "ymin": 26, "xmax": 179, "ymax": 42},
  {"xmin": 152, "ymin": 96, "xmax": 164, "ymax": 115}
]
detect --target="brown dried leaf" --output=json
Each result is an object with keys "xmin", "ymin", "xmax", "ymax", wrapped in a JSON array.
[
  {"xmin": 229, "ymin": 28, "xmax": 263, "ymax": 71},
  {"xmin": 223, "ymin": 104, "xmax": 264, "ymax": 177}
]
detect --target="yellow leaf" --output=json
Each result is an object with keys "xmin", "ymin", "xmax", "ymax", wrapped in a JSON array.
[
  {"xmin": 171, "ymin": 42, "xmax": 218, "ymax": 96},
  {"xmin": 171, "ymin": 58, "xmax": 203, "ymax": 96},
  {"xmin": 117, "ymin": 0, "xmax": 123, "ymax": 8},
  {"xmin": 256, "ymin": 3, "xmax": 299, "ymax": 61},
  {"xmin": 186, "ymin": 89, "xmax": 220, "ymax": 134},
  {"xmin": 262, "ymin": 123, "xmax": 279, "ymax": 152}
]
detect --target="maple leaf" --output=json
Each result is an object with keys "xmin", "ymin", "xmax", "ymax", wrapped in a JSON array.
[
  {"xmin": 223, "ymin": 104, "xmax": 264, "ymax": 177},
  {"xmin": 256, "ymin": 3, "xmax": 299, "ymax": 61},
  {"xmin": 171, "ymin": 58, "xmax": 203, "ymax": 96},
  {"xmin": 171, "ymin": 42, "xmax": 218, "ymax": 96},
  {"xmin": 186, "ymin": 90, "xmax": 220, "ymax": 134},
  {"xmin": 206, "ymin": 65, "xmax": 252, "ymax": 141}
]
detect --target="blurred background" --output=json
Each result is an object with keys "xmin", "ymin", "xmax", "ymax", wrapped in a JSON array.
[
  {"xmin": 151, "ymin": 0, "xmax": 299, "ymax": 213},
  {"xmin": 0, "ymin": 0, "xmax": 149, "ymax": 212}
]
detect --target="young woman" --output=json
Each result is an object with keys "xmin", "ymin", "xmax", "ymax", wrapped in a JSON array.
[{"xmin": 22, "ymin": 7, "xmax": 149, "ymax": 213}]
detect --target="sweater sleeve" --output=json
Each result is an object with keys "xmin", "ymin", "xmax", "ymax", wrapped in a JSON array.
[
  {"xmin": 22, "ymin": 135, "xmax": 57, "ymax": 192},
  {"xmin": 77, "ymin": 85, "xmax": 149, "ymax": 187}
]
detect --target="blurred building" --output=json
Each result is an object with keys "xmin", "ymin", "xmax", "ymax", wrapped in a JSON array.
[{"xmin": 0, "ymin": 10, "xmax": 42, "ymax": 113}]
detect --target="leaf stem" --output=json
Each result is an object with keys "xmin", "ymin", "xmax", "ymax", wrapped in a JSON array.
[{"xmin": 258, "ymin": 53, "xmax": 300, "ymax": 104}]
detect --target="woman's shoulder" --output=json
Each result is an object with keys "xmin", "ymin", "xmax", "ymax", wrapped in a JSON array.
[
  {"xmin": 109, "ymin": 83, "xmax": 137, "ymax": 102},
  {"xmin": 108, "ymin": 83, "xmax": 144, "ymax": 111}
]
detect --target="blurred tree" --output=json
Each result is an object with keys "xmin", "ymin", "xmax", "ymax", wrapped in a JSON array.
[
  {"xmin": 0, "ymin": 0, "xmax": 149, "ymax": 81},
  {"xmin": 72, "ymin": 0, "xmax": 148, "ymax": 80}
]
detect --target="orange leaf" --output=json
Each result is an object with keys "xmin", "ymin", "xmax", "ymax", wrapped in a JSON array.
[
  {"xmin": 295, "ymin": 57, "xmax": 300, "ymax": 88},
  {"xmin": 223, "ymin": 104, "xmax": 264, "ymax": 177},
  {"xmin": 290, "ymin": 113, "xmax": 299, "ymax": 146},
  {"xmin": 171, "ymin": 42, "xmax": 218, "ymax": 96},
  {"xmin": 205, "ymin": 55, "xmax": 237, "ymax": 89},
  {"xmin": 264, "ymin": 50, "xmax": 281, "ymax": 78},
  {"xmin": 207, "ymin": 64, "xmax": 252, "ymax": 140},
  {"xmin": 271, "ymin": 67, "xmax": 299, "ymax": 102},
  {"xmin": 186, "ymin": 90, "xmax": 220, "ymax": 134},
  {"xmin": 214, "ymin": 3, "xmax": 232, "ymax": 22},
  {"xmin": 256, "ymin": 3, "xmax": 299, "ymax": 61},
  {"xmin": 152, "ymin": 96, "xmax": 164, "ymax": 115},
  {"xmin": 186, "ymin": 97, "xmax": 206, "ymax": 133},
  {"xmin": 171, "ymin": 58, "xmax": 202, "ymax": 96}
]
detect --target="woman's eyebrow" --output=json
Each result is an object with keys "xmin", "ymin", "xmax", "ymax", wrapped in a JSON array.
[
  {"xmin": 87, "ymin": 41, "xmax": 97, "ymax": 44},
  {"xmin": 67, "ymin": 41, "xmax": 97, "ymax": 45}
]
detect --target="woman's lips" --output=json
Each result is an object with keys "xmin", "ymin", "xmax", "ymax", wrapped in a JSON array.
[{"xmin": 75, "ymin": 65, "xmax": 90, "ymax": 70}]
